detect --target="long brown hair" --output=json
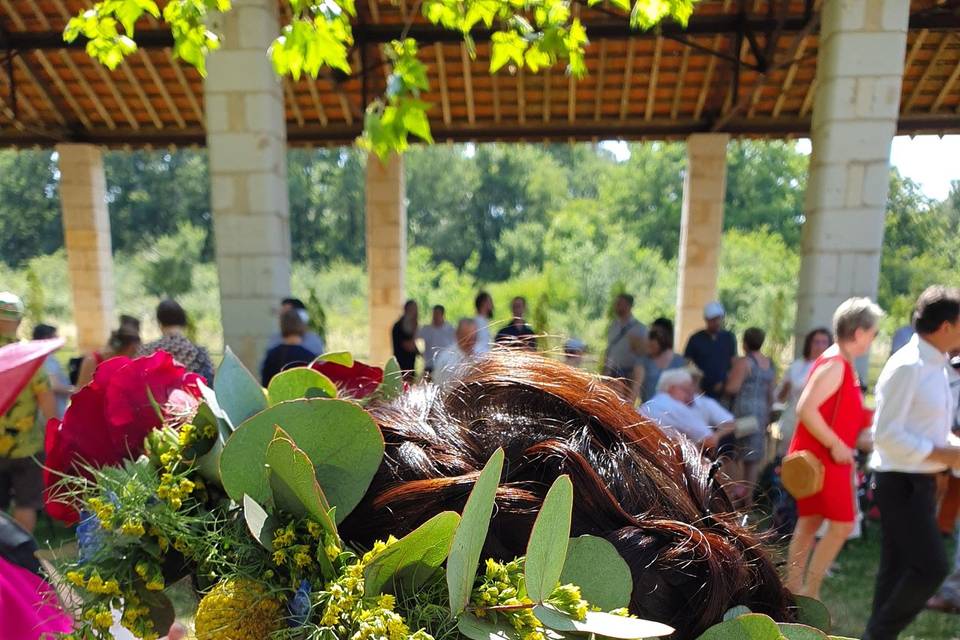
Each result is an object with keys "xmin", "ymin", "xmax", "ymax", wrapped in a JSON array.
[{"xmin": 340, "ymin": 351, "xmax": 793, "ymax": 638}]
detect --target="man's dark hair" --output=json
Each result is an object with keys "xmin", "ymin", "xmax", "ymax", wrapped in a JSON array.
[
  {"xmin": 648, "ymin": 325, "xmax": 673, "ymax": 352},
  {"xmin": 404, "ymin": 299, "xmax": 417, "ymax": 312},
  {"xmin": 156, "ymin": 299, "xmax": 188, "ymax": 327},
  {"xmin": 513, "ymin": 296, "xmax": 527, "ymax": 305},
  {"xmin": 743, "ymin": 327, "xmax": 766, "ymax": 352},
  {"xmin": 32, "ymin": 323, "xmax": 57, "ymax": 340},
  {"xmin": 280, "ymin": 308, "xmax": 306, "ymax": 338},
  {"xmin": 475, "ymin": 291, "xmax": 492, "ymax": 312},
  {"xmin": 652, "ymin": 317, "xmax": 673, "ymax": 335},
  {"xmin": 119, "ymin": 315, "xmax": 141, "ymax": 332},
  {"xmin": 802, "ymin": 328, "xmax": 832, "ymax": 360},
  {"xmin": 433, "ymin": 305, "xmax": 445, "ymax": 314},
  {"xmin": 616, "ymin": 293, "xmax": 635, "ymax": 307},
  {"xmin": 914, "ymin": 286, "xmax": 960, "ymax": 335},
  {"xmin": 282, "ymin": 297, "xmax": 307, "ymax": 310}
]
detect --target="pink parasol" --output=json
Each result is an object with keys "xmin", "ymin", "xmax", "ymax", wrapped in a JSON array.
[{"xmin": 0, "ymin": 338, "xmax": 65, "ymax": 416}]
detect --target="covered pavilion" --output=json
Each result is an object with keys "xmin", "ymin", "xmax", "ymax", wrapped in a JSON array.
[{"xmin": 2, "ymin": 0, "xmax": 959, "ymax": 367}]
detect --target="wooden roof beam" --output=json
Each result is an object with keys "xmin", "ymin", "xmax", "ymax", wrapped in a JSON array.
[
  {"xmin": 670, "ymin": 46, "xmax": 691, "ymax": 119},
  {"xmin": 434, "ymin": 43, "xmax": 451, "ymax": 126},
  {"xmin": 167, "ymin": 50, "xmax": 203, "ymax": 124},
  {"xmin": 931, "ymin": 36, "xmax": 960, "ymax": 112},
  {"xmin": 120, "ymin": 61, "xmax": 164, "ymax": 128},
  {"xmin": 305, "ymin": 79, "xmax": 329, "ymax": 126},
  {"xmin": 904, "ymin": 33, "xmax": 952, "ymax": 112},
  {"xmin": 284, "ymin": 78, "xmax": 305, "ymax": 128},
  {"xmin": 460, "ymin": 43, "xmax": 475, "ymax": 125},
  {"xmin": 772, "ymin": 37, "xmax": 807, "ymax": 117},
  {"xmin": 593, "ymin": 40, "xmax": 607, "ymax": 121},
  {"xmin": 518, "ymin": 66, "xmax": 527, "ymax": 124},
  {"xmin": 618, "ymin": 39, "xmax": 635, "ymax": 120},
  {"xmin": 644, "ymin": 36, "xmax": 662, "ymax": 121},
  {"xmin": 543, "ymin": 67, "xmax": 551, "ymax": 123}
]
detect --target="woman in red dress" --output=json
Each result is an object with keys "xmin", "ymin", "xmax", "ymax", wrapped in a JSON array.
[{"xmin": 785, "ymin": 297, "xmax": 883, "ymax": 599}]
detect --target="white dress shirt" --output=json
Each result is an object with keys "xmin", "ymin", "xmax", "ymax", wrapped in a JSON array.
[
  {"xmin": 871, "ymin": 334, "xmax": 960, "ymax": 473},
  {"xmin": 420, "ymin": 322, "xmax": 456, "ymax": 369},
  {"xmin": 473, "ymin": 315, "xmax": 492, "ymax": 354},
  {"xmin": 691, "ymin": 394, "xmax": 734, "ymax": 427},
  {"xmin": 641, "ymin": 392, "xmax": 713, "ymax": 444}
]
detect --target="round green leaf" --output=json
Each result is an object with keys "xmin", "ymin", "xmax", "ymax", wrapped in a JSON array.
[
  {"xmin": 525, "ymin": 475, "xmax": 573, "ymax": 602},
  {"xmin": 560, "ymin": 535, "xmax": 632, "ymax": 611},
  {"xmin": 779, "ymin": 623, "xmax": 829, "ymax": 640},
  {"xmin": 458, "ymin": 614, "xmax": 521, "ymax": 640},
  {"xmin": 363, "ymin": 511, "xmax": 461, "ymax": 596},
  {"xmin": 533, "ymin": 605, "xmax": 674, "ymax": 639},
  {"xmin": 695, "ymin": 613, "xmax": 783, "ymax": 640},
  {"xmin": 265, "ymin": 427, "xmax": 336, "ymax": 535},
  {"xmin": 215, "ymin": 347, "xmax": 268, "ymax": 426},
  {"xmin": 447, "ymin": 448, "xmax": 504, "ymax": 614},
  {"xmin": 220, "ymin": 398, "xmax": 384, "ymax": 523},
  {"xmin": 312, "ymin": 351, "xmax": 354, "ymax": 367},
  {"xmin": 267, "ymin": 367, "xmax": 337, "ymax": 404},
  {"xmin": 791, "ymin": 596, "xmax": 832, "ymax": 633}
]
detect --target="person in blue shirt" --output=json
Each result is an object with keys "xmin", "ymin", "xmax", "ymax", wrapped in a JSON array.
[
  {"xmin": 683, "ymin": 301, "xmax": 737, "ymax": 399},
  {"xmin": 261, "ymin": 308, "xmax": 318, "ymax": 386}
]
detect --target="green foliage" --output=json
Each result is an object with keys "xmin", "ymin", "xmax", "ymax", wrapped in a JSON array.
[
  {"xmin": 363, "ymin": 511, "xmax": 461, "ymax": 596},
  {"xmin": 213, "ymin": 347, "xmax": 268, "ymax": 428},
  {"xmin": 266, "ymin": 367, "xmax": 337, "ymax": 404},
  {"xmin": 532, "ymin": 605, "xmax": 674, "ymax": 638},
  {"xmin": 524, "ymin": 475, "xmax": 573, "ymax": 602},
  {"xmin": 447, "ymin": 448, "xmax": 504, "ymax": 614},
  {"xmin": 791, "ymin": 595, "xmax": 832, "ymax": 633},
  {"xmin": 265, "ymin": 426, "xmax": 337, "ymax": 537},
  {"xmin": 242, "ymin": 494, "xmax": 278, "ymax": 551},
  {"xmin": 560, "ymin": 535, "xmax": 632, "ymax": 610},
  {"xmin": 137, "ymin": 222, "xmax": 205, "ymax": 298}
]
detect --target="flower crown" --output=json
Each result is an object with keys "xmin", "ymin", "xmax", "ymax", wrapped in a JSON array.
[{"xmin": 46, "ymin": 349, "xmax": 837, "ymax": 640}]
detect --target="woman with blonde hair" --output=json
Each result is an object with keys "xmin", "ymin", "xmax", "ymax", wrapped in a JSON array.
[{"xmin": 785, "ymin": 297, "xmax": 882, "ymax": 598}]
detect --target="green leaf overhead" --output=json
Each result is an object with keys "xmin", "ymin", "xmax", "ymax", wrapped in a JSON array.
[
  {"xmin": 533, "ymin": 605, "xmax": 674, "ymax": 639},
  {"xmin": 446, "ymin": 448, "xmax": 504, "ymax": 614},
  {"xmin": 525, "ymin": 475, "xmax": 573, "ymax": 602},
  {"xmin": 560, "ymin": 535, "xmax": 632, "ymax": 610},
  {"xmin": 214, "ymin": 347, "xmax": 268, "ymax": 427},
  {"xmin": 363, "ymin": 511, "xmax": 461, "ymax": 596},
  {"xmin": 267, "ymin": 367, "xmax": 337, "ymax": 404},
  {"xmin": 219, "ymin": 398, "xmax": 384, "ymax": 522}
]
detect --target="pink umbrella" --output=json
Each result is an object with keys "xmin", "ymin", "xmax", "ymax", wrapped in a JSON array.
[
  {"xmin": 0, "ymin": 556, "xmax": 73, "ymax": 638},
  {"xmin": 0, "ymin": 338, "xmax": 65, "ymax": 416}
]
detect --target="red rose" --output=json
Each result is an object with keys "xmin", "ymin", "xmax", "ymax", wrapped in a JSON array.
[
  {"xmin": 44, "ymin": 351, "xmax": 202, "ymax": 523},
  {"xmin": 311, "ymin": 359, "xmax": 384, "ymax": 399}
]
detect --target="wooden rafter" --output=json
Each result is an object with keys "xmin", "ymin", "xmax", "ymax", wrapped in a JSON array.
[
  {"xmin": 772, "ymin": 37, "xmax": 806, "ymax": 117},
  {"xmin": 904, "ymin": 29, "xmax": 929, "ymax": 72},
  {"xmin": 337, "ymin": 90, "xmax": 354, "ymax": 125},
  {"xmin": 139, "ymin": 50, "xmax": 186, "ymax": 128},
  {"xmin": 931, "ymin": 36, "xmax": 960, "ymax": 112},
  {"xmin": 671, "ymin": 46, "xmax": 691, "ymax": 119},
  {"xmin": 460, "ymin": 44, "xmax": 475, "ymax": 125},
  {"xmin": 305, "ymin": 79, "xmax": 329, "ymax": 126},
  {"xmin": 517, "ymin": 67, "xmax": 527, "ymax": 124},
  {"xmin": 492, "ymin": 72, "xmax": 501, "ymax": 123},
  {"xmin": 543, "ymin": 67, "xmax": 551, "ymax": 122},
  {"xmin": 32, "ymin": 52, "xmax": 92, "ymax": 128},
  {"xmin": 644, "ymin": 36, "xmax": 662, "ymax": 121},
  {"xmin": 0, "ymin": 53, "xmax": 41, "ymax": 123},
  {"xmin": 593, "ymin": 40, "xmax": 607, "ymax": 121},
  {"xmin": 434, "ymin": 43, "xmax": 451, "ymax": 125},
  {"xmin": 120, "ymin": 61, "xmax": 163, "ymax": 128},
  {"xmin": 167, "ymin": 50, "xmax": 203, "ymax": 124},
  {"xmin": 618, "ymin": 39, "xmax": 635, "ymax": 120},
  {"xmin": 904, "ymin": 33, "xmax": 952, "ymax": 112},
  {"xmin": 366, "ymin": 0, "xmax": 380, "ymax": 22},
  {"xmin": 567, "ymin": 73, "xmax": 576, "ymax": 123},
  {"xmin": 695, "ymin": 37, "xmax": 721, "ymax": 120},
  {"xmin": 284, "ymin": 78, "xmax": 305, "ymax": 128},
  {"xmin": 800, "ymin": 76, "xmax": 816, "ymax": 117}
]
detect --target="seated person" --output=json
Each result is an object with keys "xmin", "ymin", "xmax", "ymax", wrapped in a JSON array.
[
  {"xmin": 640, "ymin": 368, "xmax": 733, "ymax": 450},
  {"xmin": 261, "ymin": 309, "xmax": 318, "ymax": 386}
]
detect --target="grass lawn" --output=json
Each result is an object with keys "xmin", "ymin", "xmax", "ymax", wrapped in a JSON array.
[{"xmin": 818, "ymin": 525, "xmax": 959, "ymax": 639}]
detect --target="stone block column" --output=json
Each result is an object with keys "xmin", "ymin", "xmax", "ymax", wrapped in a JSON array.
[
  {"xmin": 795, "ymin": 0, "xmax": 908, "ymax": 359},
  {"xmin": 366, "ymin": 155, "xmax": 406, "ymax": 365},
  {"xmin": 675, "ymin": 133, "xmax": 730, "ymax": 351},
  {"xmin": 57, "ymin": 143, "xmax": 115, "ymax": 353},
  {"xmin": 204, "ymin": 0, "xmax": 291, "ymax": 368}
]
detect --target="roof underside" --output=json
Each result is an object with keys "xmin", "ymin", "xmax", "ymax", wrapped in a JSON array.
[{"xmin": 1, "ymin": 0, "xmax": 959, "ymax": 147}]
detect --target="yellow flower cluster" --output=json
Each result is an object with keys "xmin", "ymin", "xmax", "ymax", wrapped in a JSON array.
[
  {"xmin": 64, "ymin": 569, "xmax": 160, "ymax": 640},
  {"xmin": 270, "ymin": 519, "xmax": 342, "ymax": 575},
  {"xmin": 87, "ymin": 496, "xmax": 116, "ymax": 526},
  {"xmin": 194, "ymin": 579, "xmax": 282, "ymax": 640},
  {"xmin": 471, "ymin": 559, "xmax": 544, "ymax": 640},
  {"xmin": 156, "ymin": 472, "xmax": 196, "ymax": 510}
]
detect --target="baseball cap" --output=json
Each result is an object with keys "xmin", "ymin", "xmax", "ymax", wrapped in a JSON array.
[
  {"xmin": 0, "ymin": 292, "xmax": 24, "ymax": 321},
  {"xmin": 703, "ymin": 301, "xmax": 725, "ymax": 320}
]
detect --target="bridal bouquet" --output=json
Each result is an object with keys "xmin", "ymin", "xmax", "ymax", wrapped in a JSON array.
[{"xmin": 45, "ymin": 349, "xmax": 846, "ymax": 640}]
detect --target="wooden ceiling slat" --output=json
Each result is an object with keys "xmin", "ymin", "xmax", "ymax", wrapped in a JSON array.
[
  {"xmin": 32, "ymin": 52, "xmax": 93, "ymax": 128},
  {"xmin": 567, "ymin": 74, "xmax": 577, "ymax": 123},
  {"xmin": 618, "ymin": 39, "xmax": 636, "ymax": 120},
  {"xmin": 543, "ymin": 67, "xmax": 551, "ymax": 123},
  {"xmin": 645, "ymin": 36, "xmax": 663, "ymax": 121},
  {"xmin": 517, "ymin": 67, "xmax": 527, "ymax": 124},
  {"xmin": 435, "ymin": 43, "xmax": 451, "ymax": 125},
  {"xmin": 772, "ymin": 37, "xmax": 806, "ymax": 117},
  {"xmin": 671, "ymin": 47, "xmax": 691, "ymax": 119},
  {"xmin": 931, "ymin": 37, "xmax": 960, "ymax": 112},
  {"xmin": 304, "ymin": 79, "xmax": 329, "ymax": 126},
  {"xmin": 904, "ymin": 29, "xmax": 929, "ymax": 73},
  {"xmin": 284, "ymin": 78, "xmax": 305, "ymax": 128},
  {"xmin": 492, "ymin": 72, "xmax": 501, "ymax": 123},
  {"xmin": 904, "ymin": 33, "xmax": 952, "ymax": 113},
  {"xmin": 593, "ymin": 40, "xmax": 607, "ymax": 121},
  {"xmin": 119, "ymin": 62, "xmax": 163, "ymax": 128},
  {"xmin": 800, "ymin": 76, "xmax": 816, "ymax": 117},
  {"xmin": 139, "ymin": 50, "xmax": 185, "ymax": 128},
  {"xmin": 460, "ymin": 43, "xmax": 475, "ymax": 125},
  {"xmin": 167, "ymin": 50, "xmax": 203, "ymax": 124}
]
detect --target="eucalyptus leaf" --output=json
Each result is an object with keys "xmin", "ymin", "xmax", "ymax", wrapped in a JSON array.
[
  {"xmin": 533, "ymin": 605, "xmax": 674, "ymax": 639},
  {"xmin": 778, "ymin": 623, "xmax": 829, "ymax": 640},
  {"xmin": 214, "ymin": 347, "xmax": 268, "ymax": 426},
  {"xmin": 525, "ymin": 475, "xmax": 573, "ymax": 602},
  {"xmin": 376, "ymin": 356, "xmax": 404, "ymax": 401},
  {"xmin": 312, "ymin": 351, "xmax": 354, "ymax": 367},
  {"xmin": 722, "ymin": 605, "xmax": 752, "ymax": 621},
  {"xmin": 694, "ymin": 613, "xmax": 783, "ymax": 640},
  {"xmin": 457, "ymin": 614, "xmax": 521, "ymax": 640},
  {"xmin": 219, "ymin": 398, "xmax": 384, "ymax": 523},
  {"xmin": 560, "ymin": 535, "xmax": 632, "ymax": 611},
  {"xmin": 791, "ymin": 596, "xmax": 831, "ymax": 633},
  {"xmin": 447, "ymin": 448, "xmax": 504, "ymax": 614},
  {"xmin": 363, "ymin": 511, "xmax": 460, "ymax": 596},
  {"xmin": 243, "ymin": 494, "xmax": 278, "ymax": 551},
  {"xmin": 267, "ymin": 367, "xmax": 337, "ymax": 404},
  {"xmin": 264, "ymin": 426, "xmax": 337, "ymax": 535}
]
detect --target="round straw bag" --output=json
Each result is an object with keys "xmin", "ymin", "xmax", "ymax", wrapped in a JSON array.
[{"xmin": 781, "ymin": 450, "xmax": 825, "ymax": 499}]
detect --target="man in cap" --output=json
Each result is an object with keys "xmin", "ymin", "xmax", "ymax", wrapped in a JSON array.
[
  {"xmin": 683, "ymin": 301, "xmax": 737, "ymax": 399},
  {"xmin": 0, "ymin": 292, "xmax": 55, "ymax": 533}
]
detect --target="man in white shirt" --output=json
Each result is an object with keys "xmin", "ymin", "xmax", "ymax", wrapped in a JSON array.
[
  {"xmin": 432, "ymin": 318, "xmax": 478, "ymax": 387},
  {"xmin": 420, "ymin": 305, "xmax": 455, "ymax": 376},
  {"xmin": 864, "ymin": 286, "xmax": 960, "ymax": 640},
  {"xmin": 473, "ymin": 292, "xmax": 494, "ymax": 354},
  {"xmin": 641, "ymin": 368, "xmax": 731, "ymax": 450}
]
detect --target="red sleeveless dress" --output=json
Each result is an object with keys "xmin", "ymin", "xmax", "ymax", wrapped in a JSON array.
[{"xmin": 786, "ymin": 353, "xmax": 869, "ymax": 522}]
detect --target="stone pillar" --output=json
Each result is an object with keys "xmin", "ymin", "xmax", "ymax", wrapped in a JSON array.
[
  {"xmin": 675, "ymin": 133, "xmax": 730, "ymax": 351},
  {"xmin": 57, "ymin": 143, "xmax": 115, "ymax": 353},
  {"xmin": 795, "ymin": 0, "xmax": 908, "ymax": 361},
  {"xmin": 204, "ymin": 0, "xmax": 290, "ymax": 368},
  {"xmin": 366, "ymin": 155, "xmax": 406, "ymax": 365}
]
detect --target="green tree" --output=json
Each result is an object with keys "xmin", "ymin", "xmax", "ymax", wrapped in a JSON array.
[{"xmin": 0, "ymin": 150, "xmax": 61, "ymax": 266}]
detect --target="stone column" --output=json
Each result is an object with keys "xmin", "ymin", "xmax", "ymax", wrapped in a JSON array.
[
  {"xmin": 57, "ymin": 143, "xmax": 115, "ymax": 353},
  {"xmin": 366, "ymin": 155, "xmax": 407, "ymax": 365},
  {"xmin": 204, "ymin": 0, "xmax": 291, "ymax": 369},
  {"xmin": 675, "ymin": 133, "xmax": 730, "ymax": 351},
  {"xmin": 795, "ymin": 0, "xmax": 908, "ymax": 360}
]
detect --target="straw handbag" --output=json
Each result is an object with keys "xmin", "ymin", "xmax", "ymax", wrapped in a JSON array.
[{"xmin": 781, "ymin": 383, "xmax": 844, "ymax": 500}]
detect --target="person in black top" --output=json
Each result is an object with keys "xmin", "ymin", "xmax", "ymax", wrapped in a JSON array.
[
  {"xmin": 496, "ymin": 296, "xmax": 537, "ymax": 351},
  {"xmin": 683, "ymin": 301, "xmax": 737, "ymax": 399},
  {"xmin": 261, "ymin": 308, "xmax": 318, "ymax": 386},
  {"xmin": 391, "ymin": 300, "xmax": 420, "ymax": 379}
]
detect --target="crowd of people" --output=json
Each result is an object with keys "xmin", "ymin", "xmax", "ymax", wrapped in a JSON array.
[{"xmin": 2, "ymin": 282, "xmax": 960, "ymax": 638}]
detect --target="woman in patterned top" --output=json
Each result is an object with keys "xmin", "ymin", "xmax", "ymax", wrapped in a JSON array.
[{"xmin": 138, "ymin": 299, "xmax": 215, "ymax": 381}]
